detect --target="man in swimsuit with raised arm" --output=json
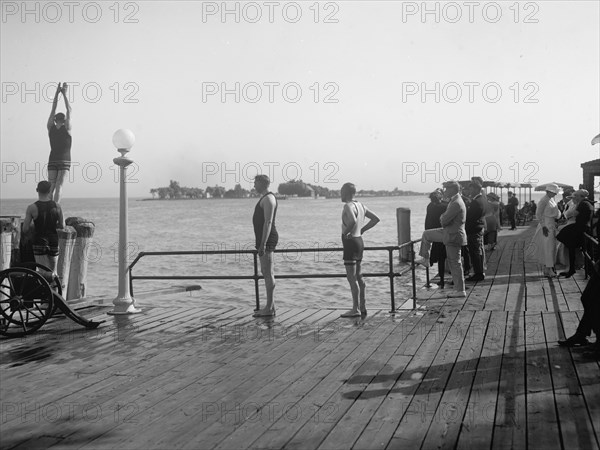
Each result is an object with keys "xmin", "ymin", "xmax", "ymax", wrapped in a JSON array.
[
  {"xmin": 47, "ymin": 82, "xmax": 72, "ymax": 203},
  {"xmin": 340, "ymin": 182, "xmax": 380, "ymax": 318},
  {"xmin": 252, "ymin": 175, "xmax": 278, "ymax": 317}
]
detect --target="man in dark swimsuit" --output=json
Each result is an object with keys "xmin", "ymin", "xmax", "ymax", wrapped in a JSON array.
[
  {"xmin": 47, "ymin": 82, "xmax": 72, "ymax": 203},
  {"xmin": 23, "ymin": 181, "xmax": 64, "ymax": 273},
  {"xmin": 252, "ymin": 174, "xmax": 278, "ymax": 317}
]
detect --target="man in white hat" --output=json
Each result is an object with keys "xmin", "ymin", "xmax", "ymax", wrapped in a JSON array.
[{"xmin": 528, "ymin": 183, "xmax": 561, "ymax": 277}]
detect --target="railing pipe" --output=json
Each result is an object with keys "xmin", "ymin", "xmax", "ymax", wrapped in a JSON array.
[{"xmin": 128, "ymin": 242, "xmax": 428, "ymax": 312}]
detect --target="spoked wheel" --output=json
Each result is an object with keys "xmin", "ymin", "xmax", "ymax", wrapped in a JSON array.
[
  {"xmin": 16, "ymin": 263, "xmax": 62, "ymax": 317},
  {"xmin": 0, "ymin": 268, "xmax": 54, "ymax": 338}
]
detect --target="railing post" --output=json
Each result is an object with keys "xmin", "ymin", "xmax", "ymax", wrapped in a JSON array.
[
  {"xmin": 130, "ymin": 265, "xmax": 135, "ymax": 297},
  {"xmin": 389, "ymin": 248, "xmax": 396, "ymax": 313},
  {"xmin": 397, "ymin": 207, "xmax": 411, "ymax": 263},
  {"xmin": 411, "ymin": 242, "xmax": 417, "ymax": 310},
  {"xmin": 253, "ymin": 252, "xmax": 260, "ymax": 311}
]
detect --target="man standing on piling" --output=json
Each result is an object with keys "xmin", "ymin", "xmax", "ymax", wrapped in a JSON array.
[
  {"xmin": 23, "ymin": 181, "xmax": 64, "ymax": 273},
  {"xmin": 47, "ymin": 82, "xmax": 72, "ymax": 203}
]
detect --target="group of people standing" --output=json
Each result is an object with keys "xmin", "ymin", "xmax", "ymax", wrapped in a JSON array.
[
  {"xmin": 22, "ymin": 82, "xmax": 72, "ymax": 273},
  {"xmin": 251, "ymin": 177, "xmax": 380, "ymax": 318},
  {"xmin": 529, "ymin": 184, "xmax": 599, "ymax": 359},
  {"xmin": 526, "ymin": 184, "xmax": 594, "ymax": 278},
  {"xmin": 416, "ymin": 178, "xmax": 492, "ymax": 298}
]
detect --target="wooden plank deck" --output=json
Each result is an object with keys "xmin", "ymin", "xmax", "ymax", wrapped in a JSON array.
[{"xmin": 1, "ymin": 225, "xmax": 599, "ymax": 450}]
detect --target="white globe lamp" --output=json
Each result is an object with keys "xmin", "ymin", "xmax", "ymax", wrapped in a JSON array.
[{"xmin": 108, "ymin": 129, "xmax": 142, "ymax": 315}]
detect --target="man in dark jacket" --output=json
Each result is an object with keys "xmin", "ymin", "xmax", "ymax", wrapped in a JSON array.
[
  {"xmin": 506, "ymin": 191, "xmax": 519, "ymax": 230},
  {"xmin": 557, "ymin": 189, "xmax": 594, "ymax": 277},
  {"xmin": 465, "ymin": 181, "xmax": 487, "ymax": 282}
]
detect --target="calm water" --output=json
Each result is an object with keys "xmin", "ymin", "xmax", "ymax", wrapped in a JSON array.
[{"xmin": 0, "ymin": 195, "xmax": 459, "ymax": 309}]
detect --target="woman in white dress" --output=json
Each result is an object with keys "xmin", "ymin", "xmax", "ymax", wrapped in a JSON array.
[{"xmin": 526, "ymin": 184, "xmax": 561, "ymax": 277}]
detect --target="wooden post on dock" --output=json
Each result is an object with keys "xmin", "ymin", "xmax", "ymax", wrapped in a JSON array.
[
  {"xmin": 57, "ymin": 226, "xmax": 76, "ymax": 294},
  {"xmin": 66, "ymin": 218, "xmax": 95, "ymax": 300},
  {"xmin": 396, "ymin": 207, "xmax": 411, "ymax": 262},
  {"xmin": 0, "ymin": 216, "xmax": 22, "ymax": 267},
  {"xmin": 0, "ymin": 232, "xmax": 10, "ymax": 271}
]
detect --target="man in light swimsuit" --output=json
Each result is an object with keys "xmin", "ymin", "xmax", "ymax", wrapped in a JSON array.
[{"xmin": 340, "ymin": 182, "xmax": 380, "ymax": 318}]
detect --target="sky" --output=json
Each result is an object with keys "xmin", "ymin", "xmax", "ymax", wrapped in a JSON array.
[{"xmin": 1, "ymin": 0, "xmax": 599, "ymax": 198}]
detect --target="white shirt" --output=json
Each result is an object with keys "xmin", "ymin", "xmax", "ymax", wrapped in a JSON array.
[{"xmin": 342, "ymin": 201, "xmax": 368, "ymax": 237}]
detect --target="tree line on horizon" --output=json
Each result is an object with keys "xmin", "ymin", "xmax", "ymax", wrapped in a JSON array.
[{"xmin": 149, "ymin": 180, "xmax": 426, "ymax": 200}]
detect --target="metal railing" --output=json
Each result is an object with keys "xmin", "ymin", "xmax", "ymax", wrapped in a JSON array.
[
  {"xmin": 127, "ymin": 240, "xmax": 428, "ymax": 312},
  {"xmin": 582, "ymin": 232, "xmax": 599, "ymax": 278}
]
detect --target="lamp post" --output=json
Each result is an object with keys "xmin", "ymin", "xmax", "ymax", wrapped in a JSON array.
[{"xmin": 108, "ymin": 129, "xmax": 142, "ymax": 315}]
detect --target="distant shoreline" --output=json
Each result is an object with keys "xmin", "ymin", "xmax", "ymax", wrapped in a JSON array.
[{"xmin": 139, "ymin": 193, "xmax": 430, "ymax": 202}]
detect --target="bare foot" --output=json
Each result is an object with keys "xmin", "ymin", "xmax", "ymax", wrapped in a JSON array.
[{"xmin": 253, "ymin": 308, "xmax": 276, "ymax": 317}]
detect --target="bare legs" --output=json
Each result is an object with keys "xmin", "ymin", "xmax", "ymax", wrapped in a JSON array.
[
  {"xmin": 341, "ymin": 261, "xmax": 367, "ymax": 317},
  {"xmin": 48, "ymin": 169, "xmax": 68, "ymax": 203},
  {"xmin": 254, "ymin": 251, "xmax": 276, "ymax": 316}
]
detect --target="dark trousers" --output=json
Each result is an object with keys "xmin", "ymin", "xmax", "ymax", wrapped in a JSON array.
[
  {"xmin": 462, "ymin": 245, "xmax": 471, "ymax": 274},
  {"xmin": 566, "ymin": 245, "xmax": 577, "ymax": 274},
  {"xmin": 508, "ymin": 210, "xmax": 517, "ymax": 229},
  {"xmin": 576, "ymin": 270, "xmax": 600, "ymax": 337},
  {"xmin": 467, "ymin": 232, "xmax": 485, "ymax": 275}
]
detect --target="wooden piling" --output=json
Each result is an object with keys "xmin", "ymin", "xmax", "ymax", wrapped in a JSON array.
[
  {"xmin": 57, "ymin": 226, "xmax": 77, "ymax": 294},
  {"xmin": 0, "ymin": 216, "xmax": 22, "ymax": 267},
  {"xmin": 396, "ymin": 207, "xmax": 411, "ymax": 262},
  {"xmin": 66, "ymin": 218, "xmax": 95, "ymax": 300},
  {"xmin": 0, "ymin": 232, "xmax": 10, "ymax": 271}
]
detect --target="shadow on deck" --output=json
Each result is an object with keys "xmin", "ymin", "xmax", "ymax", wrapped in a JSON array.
[{"xmin": 1, "ymin": 225, "xmax": 598, "ymax": 450}]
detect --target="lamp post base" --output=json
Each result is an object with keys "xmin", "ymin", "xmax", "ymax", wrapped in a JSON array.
[{"xmin": 108, "ymin": 296, "xmax": 142, "ymax": 315}]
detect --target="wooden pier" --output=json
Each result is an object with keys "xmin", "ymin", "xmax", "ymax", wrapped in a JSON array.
[{"xmin": 1, "ymin": 225, "xmax": 598, "ymax": 449}]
